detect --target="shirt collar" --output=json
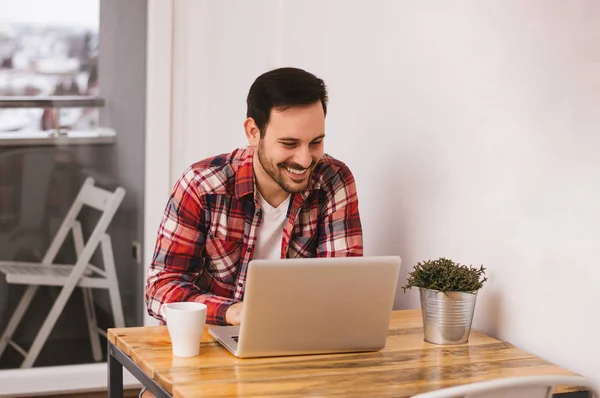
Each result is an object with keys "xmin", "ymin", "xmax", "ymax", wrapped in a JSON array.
[{"xmin": 233, "ymin": 146, "xmax": 255, "ymax": 199}]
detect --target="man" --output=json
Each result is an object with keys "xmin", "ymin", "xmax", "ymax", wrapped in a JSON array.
[{"xmin": 146, "ymin": 67, "xmax": 363, "ymax": 328}]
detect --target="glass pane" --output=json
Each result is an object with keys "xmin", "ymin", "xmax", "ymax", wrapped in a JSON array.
[
  {"xmin": 0, "ymin": 0, "xmax": 100, "ymax": 133},
  {"xmin": 0, "ymin": 146, "xmax": 125, "ymax": 368}
]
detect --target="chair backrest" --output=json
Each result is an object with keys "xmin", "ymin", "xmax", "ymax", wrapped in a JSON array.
[
  {"xmin": 41, "ymin": 177, "xmax": 126, "ymax": 267},
  {"xmin": 411, "ymin": 375, "xmax": 599, "ymax": 398}
]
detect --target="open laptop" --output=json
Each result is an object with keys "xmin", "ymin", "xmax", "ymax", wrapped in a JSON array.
[{"xmin": 208, "ymin": 255, "xmax": 401, "ymax": 358}]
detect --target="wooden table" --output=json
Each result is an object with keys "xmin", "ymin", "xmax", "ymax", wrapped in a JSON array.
[{"xmin": 107, "ymin": 310, "xmax": 588, "ymax": 398}]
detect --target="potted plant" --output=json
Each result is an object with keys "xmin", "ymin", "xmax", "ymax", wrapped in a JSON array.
[{"xmin": 402, "ymin": 257, "xmax": 487, "ymax": 345}]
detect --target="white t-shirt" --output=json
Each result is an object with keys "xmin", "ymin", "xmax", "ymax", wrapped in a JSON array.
[{"xmin": 252, "ymin": 192, "xmax": 291, "ymax": 260}]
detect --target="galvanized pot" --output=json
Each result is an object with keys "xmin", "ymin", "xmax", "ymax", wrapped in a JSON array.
[{"xmin": 419, "ymin": 287, "xmax": 478, "ymax": 345}]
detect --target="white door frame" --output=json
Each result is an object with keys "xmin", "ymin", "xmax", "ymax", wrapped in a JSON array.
[{"xmin": 143, "ymin": 0, "xmax": 174, "ymax": 328}]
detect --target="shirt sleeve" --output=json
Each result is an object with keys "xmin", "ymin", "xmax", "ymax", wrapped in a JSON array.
[
  {"xmin": 317, "ymin": 163, "xmax": 364, "ymax": 257},
  {"xmin": 145, "ymin": 168, "xmax": 237, "ymax": 325}
]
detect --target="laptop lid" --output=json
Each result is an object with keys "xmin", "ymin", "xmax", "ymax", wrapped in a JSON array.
[{"xmin": 233, "ymin": 255, "xmax": 401, "ymax": 358}]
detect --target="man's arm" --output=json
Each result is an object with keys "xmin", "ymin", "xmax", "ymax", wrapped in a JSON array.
[
  {"xmin": 317, "ymin": 163, "xmax": 363, "ymax": 257},
  {"xmin": 145, "ymin": 168, "xmax": 238, "ymax": 325}
]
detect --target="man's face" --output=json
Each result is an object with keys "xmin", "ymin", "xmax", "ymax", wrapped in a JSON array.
[{"xmin": 252, "ymin": 101, "xmax": 325, "ymax": 194}]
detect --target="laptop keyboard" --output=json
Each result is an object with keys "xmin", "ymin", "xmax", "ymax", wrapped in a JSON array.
[{"xmin": 232, "ymin": 336, "xmax": 239, "ymax": 342}]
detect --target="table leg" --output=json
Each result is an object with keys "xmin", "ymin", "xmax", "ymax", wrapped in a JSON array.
[
  {"xmin": 108, "ymin": 342, "xmax": 123, "ymax": 398},
  {"xmin": 107, "ymin": 340, "xmax": 172, "ymax": 398}
]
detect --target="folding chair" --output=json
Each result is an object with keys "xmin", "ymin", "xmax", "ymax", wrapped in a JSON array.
[{"xmin": 0, "ymin": 177, "xmax": 126, "ymax": 368}]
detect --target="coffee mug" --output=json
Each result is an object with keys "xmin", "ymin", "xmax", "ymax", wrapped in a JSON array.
[{"xmin": 164, "ymin": 302, "xmax": 207, "ymax": 357}]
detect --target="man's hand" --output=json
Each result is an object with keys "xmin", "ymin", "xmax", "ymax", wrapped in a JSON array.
[{"xmin": 225, "ymin": 302, "xmax": 243, "ymax": 325}]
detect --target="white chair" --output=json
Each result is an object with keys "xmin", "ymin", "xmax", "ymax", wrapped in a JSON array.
[
  {"xmin": 0, "ymin": 177, "xmax": 126, "ymax": 368},
  {"xmin": 411, "ymin": 375, "xmax": 599, "ymax": 398}
]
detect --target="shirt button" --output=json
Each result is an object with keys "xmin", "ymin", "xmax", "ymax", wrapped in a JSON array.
[
  {"xmin": 247, "ymin": 247, "xmax": 253, "ymax": 253},
  {"xmin": 238, "ymin": 283, "xmax": 243, "ymax": 287}
]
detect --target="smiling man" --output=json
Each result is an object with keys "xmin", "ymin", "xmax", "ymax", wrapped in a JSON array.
[{"xmin": 145, "ymin": 67, "xmax": 363, "ymax": 328}]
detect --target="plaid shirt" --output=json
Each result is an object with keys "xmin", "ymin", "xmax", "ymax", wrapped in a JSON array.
[{"xmin": 146, "ymin": 146, "xmax": 363, "ymax": 325}]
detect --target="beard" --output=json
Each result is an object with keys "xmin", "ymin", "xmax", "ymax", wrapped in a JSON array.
[{"xmin": 257, "ymin": 141, "xmax": 316, "ymax": 194}]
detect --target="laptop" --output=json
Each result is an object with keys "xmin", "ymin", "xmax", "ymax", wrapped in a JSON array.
[{"xmin": 208, "ymin": 255, "xmax": 401, "ymax": 358}]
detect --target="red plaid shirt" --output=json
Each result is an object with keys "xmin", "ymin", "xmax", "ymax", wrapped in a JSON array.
[{"xmin": 146, "ymin": 146, "xmax": 363, "ymax": 325}]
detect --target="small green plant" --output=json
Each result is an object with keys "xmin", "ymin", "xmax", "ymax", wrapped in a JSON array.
[{"xmin": 402, "ymin": 257, "xmax": 487, "ymax": 293}]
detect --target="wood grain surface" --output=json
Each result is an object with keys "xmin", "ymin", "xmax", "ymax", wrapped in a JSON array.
[{"xmin": 108, "ymin": 310, "xmax": 585, "ymax": 397}]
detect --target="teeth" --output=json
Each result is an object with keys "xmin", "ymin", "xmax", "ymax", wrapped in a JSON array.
[{"xmin": 286, "ymin": 167, "xmax": 306, "ymax": 175}]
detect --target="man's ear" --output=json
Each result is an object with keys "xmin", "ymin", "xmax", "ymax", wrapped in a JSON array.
[{"xmin": 244, "ymin": 118, "xmax": 260, "ymax": 147}]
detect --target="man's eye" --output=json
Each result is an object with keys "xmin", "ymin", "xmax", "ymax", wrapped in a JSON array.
[
  {"xmin": 282, "ymin": 142, "xmax": 296, "ymax": 147},
  {"xmin": 310, "ymin": 141, "xmax": 323, "ymax": 146}
]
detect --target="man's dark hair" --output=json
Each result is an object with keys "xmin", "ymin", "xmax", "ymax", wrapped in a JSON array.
[{"xmin": 246, "ymin": 67, "xmax": 328, "ymax": 138}]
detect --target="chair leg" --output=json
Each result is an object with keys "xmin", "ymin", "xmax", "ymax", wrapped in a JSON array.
[
  {"xmin": 82, "ymin": 287, "xmax": 103, "ymax": 362},
  {"xmin": 0, "ymin": 285, "xmax": 38, "ymax": 359},
  {"xmin": 102, "ymin": 236, "xmax": 125, "ymax": 328},
  {"xmin": 20, "ymin": 281, "xmax": 79, "ymax": 368}
]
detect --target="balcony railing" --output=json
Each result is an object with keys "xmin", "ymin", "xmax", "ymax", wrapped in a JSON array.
[
  {"xmin": 0, "ymin": 96, "xmax": 115, "ymax": 146},
  {"xmin": 0, "ymin": 96, "xmax": 105, "ymax": 108}
]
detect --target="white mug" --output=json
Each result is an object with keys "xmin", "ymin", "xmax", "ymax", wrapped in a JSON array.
[{"xmin": 164, "ymin": 302, "xmax": 207, "ymax": 357}]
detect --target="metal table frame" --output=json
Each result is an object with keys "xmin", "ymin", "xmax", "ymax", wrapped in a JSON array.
[{"xmin": 108, "ymin": 340, "xmax": 172, "ymax": 398}]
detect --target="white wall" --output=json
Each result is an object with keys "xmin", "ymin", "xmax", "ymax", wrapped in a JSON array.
[
  {"xmin": 169, "ymin": 0, "xmax": 285, "ymax": 182},
  {"xmin": 168, "ymin": 0, "xmax": 600, "ymax": 384}
]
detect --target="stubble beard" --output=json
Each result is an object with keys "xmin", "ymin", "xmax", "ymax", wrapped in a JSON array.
[{"xmin": 256, "ymin": 141, "xmax": 313, "ymax": 194}]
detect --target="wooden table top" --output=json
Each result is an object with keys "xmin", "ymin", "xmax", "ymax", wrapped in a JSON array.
[{"xmin": 107, "ymin": 310, "xmax": 583, "ymax": 397}]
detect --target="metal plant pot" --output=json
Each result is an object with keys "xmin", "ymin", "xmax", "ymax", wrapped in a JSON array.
[{"xmin": 419, "ymin": 287, "xmax": 478, "ymax": 345}]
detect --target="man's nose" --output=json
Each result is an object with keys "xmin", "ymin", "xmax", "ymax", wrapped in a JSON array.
[{"xmin": 294, "ymin": 146, "xmax": 312, "ymax": 169}]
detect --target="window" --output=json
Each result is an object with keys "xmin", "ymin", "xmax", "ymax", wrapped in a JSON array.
[{"xmin": 0, "ymin": 0, "xmax": 103, "ymax": 140}]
